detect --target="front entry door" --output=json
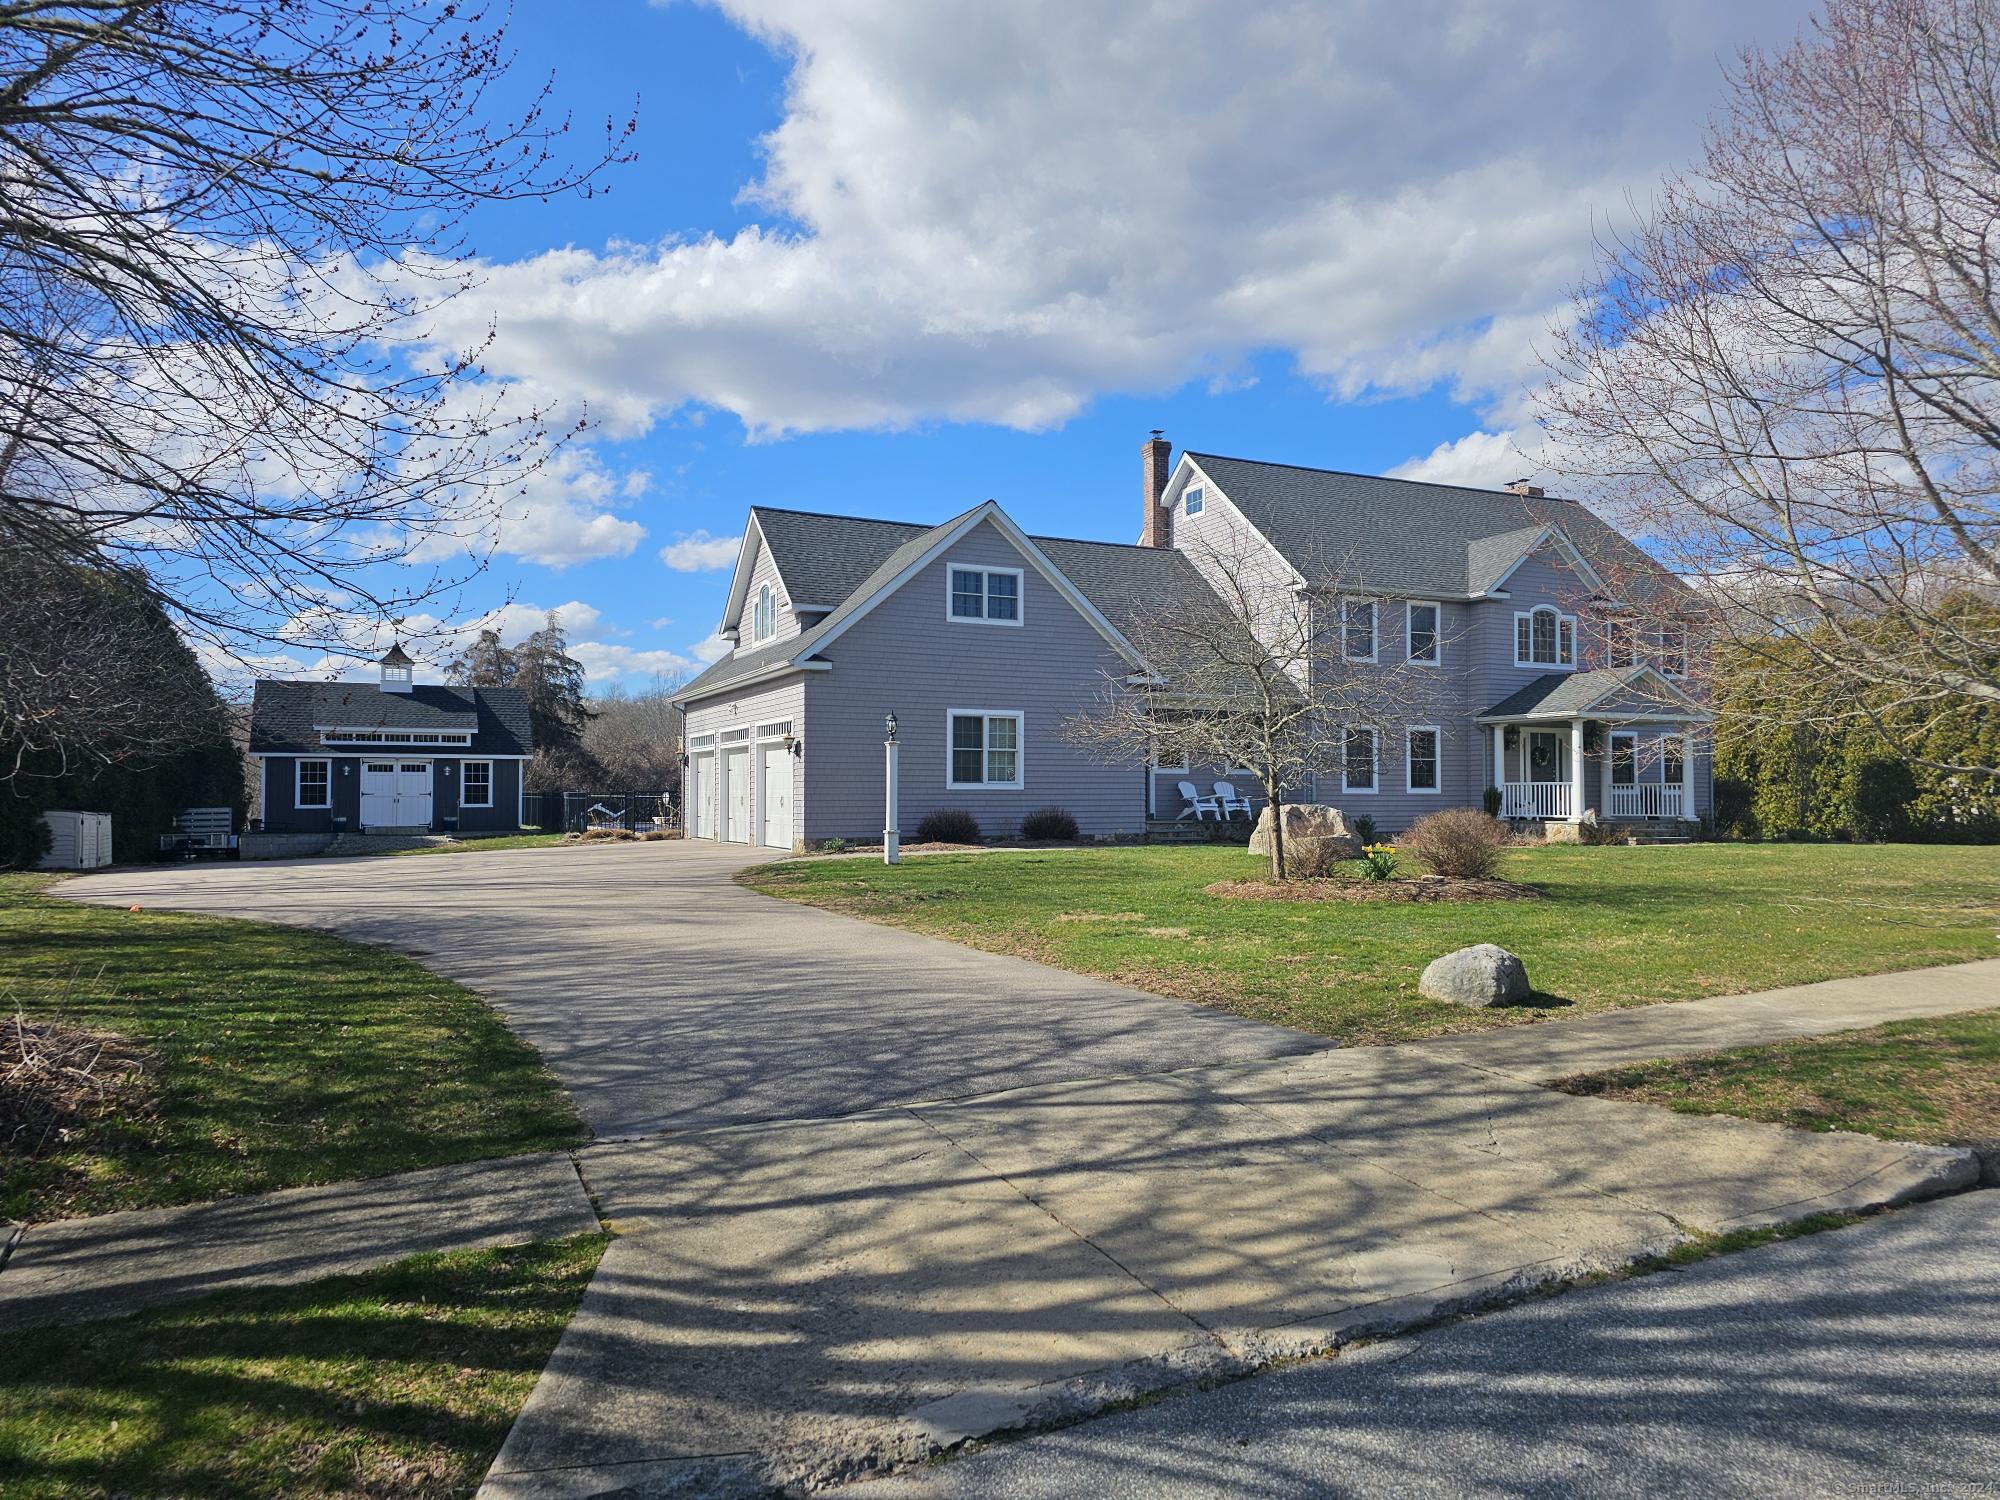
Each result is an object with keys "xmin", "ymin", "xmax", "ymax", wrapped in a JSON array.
[
  {"xmin": 721, "ymin": 745, "xmax": 751, "ymax": 843},
  {"xmin": 1527, "ymin": 730, "xmax": 1569, "ymax": 783},
  {"xmin": 359, "ymin": 760, "xmax": 433, "ymax": 828},
  {"xmin": 758, "ymin": 742, "xmax": 793, "ymax": 849}
]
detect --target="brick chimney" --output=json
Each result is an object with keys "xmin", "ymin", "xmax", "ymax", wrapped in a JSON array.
[{"xmin": 1141, "ymin": 430, "xmax": 1174, "ymax": 547}]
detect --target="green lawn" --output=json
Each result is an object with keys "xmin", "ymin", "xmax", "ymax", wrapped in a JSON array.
[
  {"xmin": 0, "ymin": 874, "xmax": 587, "ymax": 1222},
  {"xmin": 390, "ymin": 833, "xmax": 569, "ymax": 856},
  {"xmin": 743, "ymin": 843, "xmax": 2000, "ymax": 1045},
  {"xmin": 0, "ymin": 1235, "xmax": 606, "ymax": 1500},
  {"xmin": 1560, "ymin": 1008, "xmax": 2000, "ymax": 1146}
]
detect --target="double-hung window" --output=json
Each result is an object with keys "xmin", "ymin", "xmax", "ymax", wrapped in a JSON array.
[
  {"xmin": 1604, "ymin": 618, "xmax": 1635, "ymax": 669},
  {"xmin": 1342, "ymin": 726, "xmax": 1378, "ymax": 793},
  {"xmin": 1610, "ymin": 731, "xmax": 1638, "ymax": 787},
  {"xmin": 1183, "ymin": 485, "xmax": 1205, "ymax": 516},
  {"xmin": 947, "ymin": 711, "xmax": 1023, "ymax": 788},
  {"xmin": 462, "ymin": 760, "xmax": 493, "ymax": 807},
  {"xmin": 1407, "ymin": 726, "xmax": 1440, "ymax": 793},
  {"xmin": 1657, "ymin": 626, "xmax": 1687, "ymax": 678},
  {"xmin": 1514, "ymin": 605, "xmax": 1577, "ymax": 668},
  {"xmin": 1342, "ymin": 600, "xmax": 1378, "ymax": 662},
  {"xmin": 1663, "ymin": 737, "xmax": 1686, "ymax": 785},
  {"xmin": 948, "ymin": 566, "xmax": 1022, "ymax": 625},
  {"xmin": 296, "ymin": 759, "xmax": 331, "ymax": 809},
  {"xmin": 1406, "ymin": 601, "xmax": 1440, "ymax": 664}
]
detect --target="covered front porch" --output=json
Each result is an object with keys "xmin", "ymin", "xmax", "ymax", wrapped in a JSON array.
[{"xmin": 1478, "ymin": 666, "xmax": 1712, "ymax": 825}]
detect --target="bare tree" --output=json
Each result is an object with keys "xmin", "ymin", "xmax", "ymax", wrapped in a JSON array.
[
  {"xmin": 585, "ymin": 676, "xmax": 688, "ymax": 793},
  {"xmin": 1539, "ymin": 0, "xmax": 2000, "ymax": 778},
  {"xmin": 0, "ymin": 1, "xmax": 633, "ymax": 659},
  {"xmin": 1065, "ymin": 537, "xmax": 1448, "ymax": 880}
]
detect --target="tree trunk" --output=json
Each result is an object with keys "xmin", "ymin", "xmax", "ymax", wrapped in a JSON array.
[{"xmin": 1267, "ymin": 764, "xmax": 1286, "ymax": 882}]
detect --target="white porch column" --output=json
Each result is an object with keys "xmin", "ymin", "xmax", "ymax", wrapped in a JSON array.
[
  {"xmin": 883, "ymin": 734, "xmax": 901, "ymax": 864},
  {"xmin": 1491, "ymin": 725, "xmax": 1506, "ymax": 806},
  {"xmin": 1600, "ymin": 723, "xmax": 1614, "ymax": 817},
  {"xmin": 1680, "ymin": 731, "xmax": 1696, "ymax": 822},
  {"xmin": 1569, "ymin": 717, "xmax": 1586, "ymax": 822}
]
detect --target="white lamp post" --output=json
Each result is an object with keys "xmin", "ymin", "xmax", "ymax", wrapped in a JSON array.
[{"xmin": 883, "ymin": 711, "xmax": 901, "ymax": 865}]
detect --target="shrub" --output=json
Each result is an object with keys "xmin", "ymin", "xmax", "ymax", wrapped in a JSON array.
[
  {"xmin": 1019, "ymin": 806, "xmax": 1080, "ymax": 841},
  {"xmin": 1284, "ymin": 835, "xmax": 1347, "ymax": 879},
  {"xmin": 1847, "ymin": 756, "xmax": 1917, "ymax": 842},
  {"xmin": 1401, "ymin": 808, "xmax": 1508, "ymax": 879},
  {"xmin": 915, "ymin": 808, "xmax": 981, "ymax": 844},
  {"xmin": 1712, "ymin": 776, "xmax": 1755, "ymax": 838},
  {"xmin": 1481, "ymin": 785, "xmax": 1505, "ymax": 818},
  {"xmin": 1351, "ymin": 814, "xmax": 1379, "ymax": 845},
  {"xmin": 818, "ymin": 837, "xmax": 849, "ymax": 854}
]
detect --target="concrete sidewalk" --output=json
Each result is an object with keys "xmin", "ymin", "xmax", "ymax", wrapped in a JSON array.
[
  {"xmin": 479, "ymin": 964, "xmax": 1996, "ymax": 1497},
  {"xmin": 0, "ymin": 1152, "xmax": 600, "ymax": 1329}
]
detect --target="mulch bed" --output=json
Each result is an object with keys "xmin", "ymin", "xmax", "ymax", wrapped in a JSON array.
[
  {"xmin": 2, "ymin": 1014, "xmax": 156, "ymax": 1158},
  {"xmin": 1206, "ymin": 874, "xmax": 1541, "ymax": 903}
]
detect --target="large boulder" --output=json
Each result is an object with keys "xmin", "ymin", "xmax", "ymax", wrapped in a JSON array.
[
  {"xmin": 1419, "ymin": 943, "xmax": 1531, "ymax": 1007},
  {"xmin": 1248, "ymin": 803, "xmax": 1360, "ymax": 860}
]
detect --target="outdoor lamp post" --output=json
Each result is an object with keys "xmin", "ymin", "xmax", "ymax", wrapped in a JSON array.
[{"xmin": 883, "ymin": 711, "xmax": 900, "ymax": 865}]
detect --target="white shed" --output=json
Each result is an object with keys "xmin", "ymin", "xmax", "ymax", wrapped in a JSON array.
[{"xmin": 38, "ymin": 811, "xmax": 114, "ymax": 870}]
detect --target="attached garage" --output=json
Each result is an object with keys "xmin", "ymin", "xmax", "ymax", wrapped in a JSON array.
[
  {"xmin": 688, "ymin": 747, "xmax": 716, "ymax": 839},
  {"xmin": 719, "ymin": 740, "xmax": 752, "ymax": 843}
]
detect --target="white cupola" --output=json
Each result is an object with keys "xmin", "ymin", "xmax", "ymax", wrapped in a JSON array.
[{"xmin": 378, "ymin": 642, "xmax": 415, "ymax": 694}]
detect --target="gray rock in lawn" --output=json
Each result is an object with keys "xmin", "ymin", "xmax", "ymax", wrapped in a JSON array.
[
  {"xmin": 1419, "ymin": 943, "xmax": 1531, "ymax": 1007},
  {"xmin": 1248, "ymin": 804, "xmax": 1360, "ymax": 860}
]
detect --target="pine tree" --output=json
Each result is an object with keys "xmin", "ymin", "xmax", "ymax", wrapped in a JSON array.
[
  {"xmin": 444, "ymin": 629, "xmax": 515, "ymax": 689},
  {"xmin": 512, "ymin": 613, "xmax": 593, "ymax": 756}
]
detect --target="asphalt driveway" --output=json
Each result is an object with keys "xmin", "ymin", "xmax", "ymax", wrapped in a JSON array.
[{"xmin": 59, "ymin": 841, "xmax": 1323, "ymax": 1137}]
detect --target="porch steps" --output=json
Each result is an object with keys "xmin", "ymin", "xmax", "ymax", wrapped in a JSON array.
[
  {"xmin": 1144, "ymin": 818, "xmax": 1253, "ymax": 845},
  {"xmin": 1622, "ymin": 819, "xmax": 1694, "ymax": 846}
]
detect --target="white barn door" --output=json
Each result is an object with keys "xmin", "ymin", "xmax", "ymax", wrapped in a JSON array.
[
  {"xmin": 721, "ymin": 745, "xmax": 751, "ymax": 843},
  {"xmin": 360, "ymin": 761, "xmax": 398, "ymax": 825},
  {"xmin": 758, "ymin": 742, "xmax": 793, "ymax": 849},
  {"xmin": 689, "ymin": 752, "xmax": 715, "ymax": 839}
]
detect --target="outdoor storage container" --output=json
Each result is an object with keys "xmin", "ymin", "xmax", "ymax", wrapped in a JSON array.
[{"xmin": 37, "ymin": 811, "xmax": 113, "ymax": 870}]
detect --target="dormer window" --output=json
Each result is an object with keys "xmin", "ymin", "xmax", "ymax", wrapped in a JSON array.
[
  {"xmin": 753, "ymin": 584, "xmax": 777, "ymax": 643},
  {"xmin": 378, "ymin": 643, "xmax": 415, "ymax": 693},
  {"xmin": 1514, "ymin": 606, "xmax": 1576, "ymax": 668}
]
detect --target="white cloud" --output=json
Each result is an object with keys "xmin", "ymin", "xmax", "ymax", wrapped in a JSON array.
[
  {"xmin": 659, "ymin": 530, "xmax": 744, "ymax": 572},
  {"xmin": 689, "ymin": 631, "xmax": 732, "ymax": 665},
  {"xmin": 399, "ymin": 0, "xmax": 1810, "ymax": 440},
  {"xmin": 1389, "ymin": 427, "xmax": 1540, "ymax": 490},
  {"xmin": 570, "ymin": 641, "xmax": 700, "ymax": 683}
]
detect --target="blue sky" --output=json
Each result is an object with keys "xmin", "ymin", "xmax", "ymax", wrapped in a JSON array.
[{"xmin": 284, "ymin": 0, "xmax": 1815, "ymax": 690}]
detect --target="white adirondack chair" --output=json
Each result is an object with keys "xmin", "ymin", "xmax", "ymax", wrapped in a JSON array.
[
  {"xmin": 1177, "ymin": 779, "xmax": 1222, "ymax": 821},
  {"xmin": 1214, "ymin": 781, "xmax": 1254, "ymax": 820}
]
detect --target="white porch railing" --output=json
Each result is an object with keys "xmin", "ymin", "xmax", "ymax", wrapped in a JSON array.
[
  {"xmin": 1503, "ymin": 781, "xmax": 1574, "ymax": 820},
  {"xmin": 1611, "ymin": 784, "xmax": 1686, "ymax": 820}
]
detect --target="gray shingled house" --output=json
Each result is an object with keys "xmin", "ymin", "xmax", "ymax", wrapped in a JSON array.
[
  {"xmin": 248, "ymin": 646, "xmax": 534, "ymax": 834},
  {"xmin": 670, "ymin": 440, "xmax": 1712, "ymax": 849}
]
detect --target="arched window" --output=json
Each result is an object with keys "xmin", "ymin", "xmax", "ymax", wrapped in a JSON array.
[
  {"xmin": 1513, "ymin": 605, "xmax": 1576, "ymax": 667},
  {"xmin": 754, "ymin": 584, "xmax": 775, "ymax": 642}
]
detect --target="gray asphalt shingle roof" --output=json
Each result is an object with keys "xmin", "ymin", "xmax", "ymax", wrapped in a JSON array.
[
  {"xmin": 751, "ymin": 507, "xmax": 930, "ymax": 609},
  {"xmin": 1478, "ymin": 666, "xmax": 1701, "ymax": 721},
  {"xmin": 248, "ymin": 681, "xmax": 532, "ymax": 755},
  {"xmin": 1183, "ymin": 453, "xmax": 1676, "ymax": 601}
]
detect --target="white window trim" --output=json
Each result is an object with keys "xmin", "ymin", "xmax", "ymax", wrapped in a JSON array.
[
  {"xmin": 945, "ymin": 709, "xmax": 1026, "ymax": 790},
  {"xmin": 1341, "ymin": 725, "xmax": 1379, "ymax": 795},
  {"xmin": 461, "ymin": 759, "xmax": 494, "ymax": 808},
  {"xmin": 1604, "ymin": 618, "xmax": 1636, "ymax": 670},
  {"xmin": 1609, "ymin": 729, "xmax": 1639, "ymax": 787},
  {"xmin": 1183, "ymin": 484, "xmax": 1205, "ymax": 516},
  {"xmin": 295, "ymin": 757, "xmax": 332, "ymax": 809},
  {"xmin": 945, "ymin": 565, "xmax": 1026, "ymax": 627},
  {"xmin": 1406, "ymin": 725, "xmax": 1442, "ymax": 794},
  {"xmin": 1657, "ymin": 626, "xmax": 1688, "ymax": 679},
  {"xmin": 1405, "ymin": 600, "xmax": 1442, "ymax": 665},
  {"xmin": 1340, "ymin": 599, "xmax": 1378, "ymax": 664},
  {"xmin": 1513, "ymin": 605, "xmax": 1578, "ymax": 670}
]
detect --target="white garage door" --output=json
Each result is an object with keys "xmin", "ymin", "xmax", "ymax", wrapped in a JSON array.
[
  {"xmin": 758, "ymin": 742, "xmax": 793, "ymax": 849},
  {"xmin": 720, "ymin": 745, "xmax": 751, "ymax": 844},
  {"xmin": 689, "ymin": 752, "xmax": 715, "ymax": 839}
]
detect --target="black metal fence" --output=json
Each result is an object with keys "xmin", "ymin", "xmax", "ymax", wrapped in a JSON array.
[{"xmin": 521, "ymin": 791, "xmax": 678, "ymax": 834}]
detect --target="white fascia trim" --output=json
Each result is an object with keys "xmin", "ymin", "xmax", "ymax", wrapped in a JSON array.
[
  {"xmin": 1176, "ymin": 457, "xmax": 1309, "ymax": 591},
  {"xmin": 670, "ymin": 659, "xmax": 829, "ymax": 710},
  {"xmin": 1481, "ymin": 523, "xmax": 1606, "ymax": 597},
  {"xmin": 718, "ymin": 512, "xmax": 784, "ymax": 637},
  {"xmin": 804, "ymin": 500, "xmax": 1157, "ymax": 676}
]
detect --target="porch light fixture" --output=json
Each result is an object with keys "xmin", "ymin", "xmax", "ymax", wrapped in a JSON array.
[{"xmin": 884, "ymin": 711, "xmax": 898, "ymax": 743}]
